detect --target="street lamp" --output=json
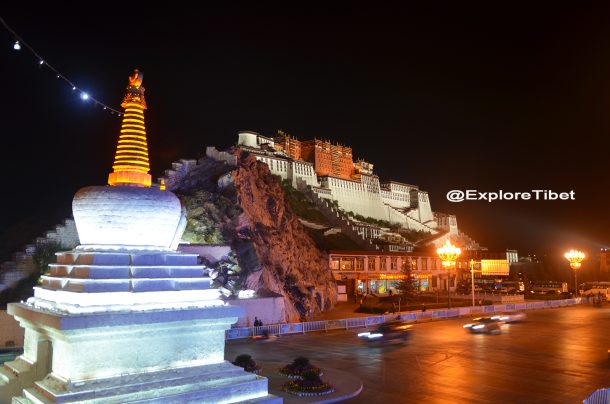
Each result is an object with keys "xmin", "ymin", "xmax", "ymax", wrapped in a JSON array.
[
  {"xmin": 469, "ymin": 259, "xmax": 482, "ymax": 307},
  {"xmin": 437, "ymin": 240, "xmax": 461, "ymax": 309},
  {"xmin": 564, "ymin": 249, "xmax": 585, "ymax": 297}
]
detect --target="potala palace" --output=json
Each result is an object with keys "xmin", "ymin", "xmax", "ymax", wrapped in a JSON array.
[{"xmin": 232, "ymin": 130, "xmax": 481, "ymax": 251}]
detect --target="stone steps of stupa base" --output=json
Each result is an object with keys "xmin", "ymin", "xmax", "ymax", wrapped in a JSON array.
[
  {"xmin": 48, "ymin": 265, "xmax": 207, "ymax": 279},
  {"xmin": 23, "ymin": 363, "xmax": 269, "ymax": 403},
  {"xmin": 40, "ymin": 277, "xmax": 213, "ymax": 293},
  {"xmin": 56, "ymin": 251, "xmax": 200, "ymax": 266},
  {"xmin": 10, "ymin": 397, "xmax": 33, "ymax": 404}
]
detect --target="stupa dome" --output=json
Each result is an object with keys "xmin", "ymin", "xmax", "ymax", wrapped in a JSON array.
[{"xmin": 73, "ymin": 185, "xmax": 182, "ymax": 249}]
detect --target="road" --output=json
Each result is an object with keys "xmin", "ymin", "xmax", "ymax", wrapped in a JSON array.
[{"xmin": 225, "ymin": 304, "xmax": 610, "ymax": 403}]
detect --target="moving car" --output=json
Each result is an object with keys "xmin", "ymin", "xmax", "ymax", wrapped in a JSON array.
[
  {"xmin": 463, "ymin": 316, "xmax": 503, "ymax": 334},
  {"xmin": 491, "ymin": 311, "xmax": 527, "ymax": 323},
  {"xmin": 358, "ymin": 320, "xmax": 413, "ymax": 343}
]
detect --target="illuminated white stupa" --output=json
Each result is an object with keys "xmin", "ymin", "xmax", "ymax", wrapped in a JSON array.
[{"xmin": 0, "ymin": 70, "xmax": 280, "ymax": 403}]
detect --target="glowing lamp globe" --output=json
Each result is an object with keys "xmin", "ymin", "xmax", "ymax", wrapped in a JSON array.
[
  {"xmin": 564, "ymin": 249, "xmax": 585, "ymax": 270},
  {"xmin": 437, "ymin": 239, "xmax": 461, "ymax": 268}
]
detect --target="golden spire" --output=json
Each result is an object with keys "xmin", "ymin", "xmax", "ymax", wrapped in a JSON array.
[{"xmin": 108, "ymin": 69, "xmax": 152, "ymax": 187}]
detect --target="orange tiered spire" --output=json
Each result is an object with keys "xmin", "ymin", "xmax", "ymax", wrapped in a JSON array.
[{"xmin": 108, "ymin": 69, "xmax": 152, "ymax": 187}]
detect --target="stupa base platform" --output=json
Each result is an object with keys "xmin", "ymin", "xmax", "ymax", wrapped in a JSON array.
[
  {"xmin": 1, "ymin": 302, "xmax": 280, "ymax": 403},
  {"xmin": 16, "ymin": 362, "xmax": 280, "ymax": 403}
]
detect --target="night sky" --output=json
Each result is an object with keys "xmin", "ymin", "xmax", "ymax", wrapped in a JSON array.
[{"xmin": 1, "ymin": 5, "xmax": 609, "ymax": 256}]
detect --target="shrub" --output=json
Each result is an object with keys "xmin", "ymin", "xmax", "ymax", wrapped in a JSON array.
[
  {"xmin": 282, "ymin": 368, "xmax": 334, "ymax": 397},
  {"xmin": 232, "ymin": 354, "xmax": 261, "ymax": 374},
  {"xmin": 279, "ymin": 357, "xmax": 322, "ymax": 378}
]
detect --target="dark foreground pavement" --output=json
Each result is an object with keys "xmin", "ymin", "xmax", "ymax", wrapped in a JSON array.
[{"xmin": 226, "ymin": 304, "xmax": 610, "ymax": 403}]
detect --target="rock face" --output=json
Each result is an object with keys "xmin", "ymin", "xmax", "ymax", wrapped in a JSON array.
[
  {"xmin": 169, "ymin": 152, "xmax": 337, "ymax": 322},
  {"xmin": 231, "ymin": 153, "xmax": 337, "ymax": 322}
]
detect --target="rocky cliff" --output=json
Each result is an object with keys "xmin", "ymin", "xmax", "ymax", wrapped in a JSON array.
[
  {"xmin": 231, "ymin": 153, "xmax": 336, "ymax": 321},
  {"xmin": 174, "ymin": 151, "xmax": 336, "ymax": 322}
]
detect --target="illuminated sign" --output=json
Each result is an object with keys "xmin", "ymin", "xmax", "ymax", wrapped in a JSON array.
[{"xmin": 481, "ymin": 259, "xmax": 510, "ymax": 276}]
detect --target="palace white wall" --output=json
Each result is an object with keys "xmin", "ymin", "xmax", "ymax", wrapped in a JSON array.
[{"xmin": 320, "ymin": 176, "xmax": 389, "ymax": 221}]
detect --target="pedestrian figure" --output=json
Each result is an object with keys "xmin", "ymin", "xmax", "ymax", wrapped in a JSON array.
[
  {"xmin": 422, "ymin": 304, "xmax": 426, "ymax": 312},
  {"xmin": 254, "ymin": 317, "xmax": 260, "ymax": 327},
  {"xmin": 389, "ymin": 289, "xmax": 393, "ymax": 296}
]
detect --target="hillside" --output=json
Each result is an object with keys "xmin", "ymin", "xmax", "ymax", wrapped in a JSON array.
[{"xmin": 173, "ymin": 151, "xmax": 337, "ymax": 322}]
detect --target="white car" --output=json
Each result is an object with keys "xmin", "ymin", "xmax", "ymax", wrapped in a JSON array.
[
  {"xmin": 463, "ymin": 317, "xmax": 503, "ymax": 334},
  {"xmin": 491, "ymin": 311, "xmax": 526, "ymax": 323}
]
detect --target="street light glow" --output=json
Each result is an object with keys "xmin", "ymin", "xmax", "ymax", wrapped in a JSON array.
[
  {"xmin": 437, "ymin": 239, "xmax": 461, "ymax": 309},
  {"xmin": 564, "ymin": 249, "xmax": 585, "ymax": 269},
  {"xmin": 437, "ymin": 239, "xmax": 461, "ymax": 268},
  {"xmin": 564, "ymin": 249, "xmax": 585, "ymax": 297}
]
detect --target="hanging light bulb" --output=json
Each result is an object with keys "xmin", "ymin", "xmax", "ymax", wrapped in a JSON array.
[
  {"xmin": 80, "ymin": 92, "xmax": 89, "ymax": 101},
  {"xmin": 38, "ymin": 60, "xmax": 44, "ymax": 65},
  {"xmin": 13, "ymin": 40, "xmax": 21, "ymax": 50}
]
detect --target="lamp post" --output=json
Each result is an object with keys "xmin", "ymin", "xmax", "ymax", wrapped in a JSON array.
[
  {"xmin": 437, "ymin": 240, "xmax": 461, "ymax": 309},
  {"xmin": 564, "ymin": 249, "xmax": 585, "ymax": 297},
  {"xmin": 470, "ymin": 259, "xmax": 475, "ymax": 307},
  {"xmin": 469, "ymin": 259, "xmax": 482, "ymax": 307}
]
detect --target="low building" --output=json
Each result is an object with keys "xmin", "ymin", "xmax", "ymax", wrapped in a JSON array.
[
  {"xmin": 329, "ymin": 249, "xmax": 518, "ymax": 297},
  {"xmin": 328, "ymin": 250, "xmax": 472, "ymax": 296}
]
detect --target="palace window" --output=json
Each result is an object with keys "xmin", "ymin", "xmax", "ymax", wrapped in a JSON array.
[
  {"xmin": 380, "ymin": 259, "xmax": 386, "ymax": 271},
  {"xmin": 390, "ymin": 258, "xmax": 397, "ymax": 270},
  {"xmin": 331, "ymin": 259, "xmax": 339, "ymax": 270},
  {"xmin": 340, "ymin": 258, "xmax": 354, "ymax": 270},
  {"xmin": 355, "ymin": 258, "xmax": 364, "ymax": 270},
  {"xmin": 368, "ymin": 257, "xmax": 376, "ymax": 271}
]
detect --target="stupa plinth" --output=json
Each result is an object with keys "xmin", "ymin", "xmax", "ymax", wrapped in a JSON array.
[{"xmin": 0, "ymin": 70, "xmax": 280, "ymax": 403}]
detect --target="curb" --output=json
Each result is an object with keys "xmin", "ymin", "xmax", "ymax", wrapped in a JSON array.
[{"xmin": 257, "ymin": 362, "xmax": 363, "ymax": 403}]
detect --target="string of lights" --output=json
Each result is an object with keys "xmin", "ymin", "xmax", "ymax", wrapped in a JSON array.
[{"xmin": 0, "ymin": 15, "xmax": 122, "ymax": 116}]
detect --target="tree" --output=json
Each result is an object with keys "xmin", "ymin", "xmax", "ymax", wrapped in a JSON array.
[
  {"xmin": 32, "ymin": 241, "xmax": 63, "ymax": 276},
  {"xmin": 396, "ymin": 260, "xmax": 417, "ymax": 300}
]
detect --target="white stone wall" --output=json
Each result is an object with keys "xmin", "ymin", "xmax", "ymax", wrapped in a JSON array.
[
  {"xmin": 227, "ymin": 296, "xmax": 287, "ymax": 326},
  {"xmin": 321, "ymin": 176, "xmax": 389, "ymax": 221},
  {"xmin": 417, "ymin": 191, "xmax": 435, "ymax": 224},
  {"xmin": 177, "ymin": 244, "xmax": 232, "ymax": 265},
  {"xmin": 255, "ymin": 155, "xmax": 289, "ymax": 182},
  {"xmin": 254, "ymin": 155, "xmax": 318, "ymax": 188},
  {"xmin": 380, "ymin": 182, "xmax": 412, "ymax": 209},
  {"xmin": 290, "ymin": 160, "xmax": 318, "ymax": 187},
  {"xmin": 435, "ymin": 213, "xmax": 459, "ymax": 235},
  {"xmin": 237, "ymin": 131, "xmax": 259, "ymax": 148},
  {"xmin": 205, "ymin": 146, "xmax": 237, "ymax": 166},
  {"xmin": 0, "ymin": 219, "xmax": 81, "ymax": 293},
  {"xmin": 43, "ymin": 219, "xmax": 79, "ymax": 248},
  {"xmin": 0, "ymin": 310, "xmax": 24, "ymax": 347}
]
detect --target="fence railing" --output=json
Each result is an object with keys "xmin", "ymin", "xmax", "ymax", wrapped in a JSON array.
[{"xmin": 226, "ymin": 298, "xmax": 582, "ymax": 340}]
